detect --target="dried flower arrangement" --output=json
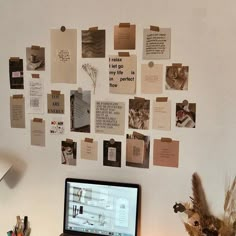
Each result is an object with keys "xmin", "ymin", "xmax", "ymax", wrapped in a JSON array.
[
  {"xmin": 173, "ymin": 173, "xmax": 236, "ymax": 236},
  {"xmin": 82, "ymin": 63, "xmax": 97, "ymax": 94}
]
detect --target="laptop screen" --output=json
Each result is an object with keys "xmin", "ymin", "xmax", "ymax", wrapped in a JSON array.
[{"xmin": 63, "ymin": 178, "xmax": 140, "ymax": 236}]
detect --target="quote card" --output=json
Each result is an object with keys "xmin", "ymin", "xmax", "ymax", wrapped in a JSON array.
[
  {"xmin": 109, "ymin": 55, "xmax": 136, "ymax": 94},
  {"xmin": 28, "ymin": 74, "xmax": 44, "ymax": 114},
  {"xmin": 126, "ymin": 132, "xmax": 150, "ymax": 168},
  {"xmin": 61, "ymin": 139, "xmax": 77, "ymax": 166},
  {"xmin": 143, "ymin": 27, "xmax": 171, "ymax": 59},
  {"xmin": 70, "ymin": 90, "xmax": 91, "ymax": 133},
  {"xmin": 126, "ymin": 139, "xmax": 145, "ymax": 164},
  {"xmin": 31, "ymin": 118, "xmax": 45, "ymax": 146},
  {"xmin": 103, "ymin": 140, "xmax": 121, "ymax": 167},
  {"xmin": 9, "ymin": 58, "xmax": 24, "ymax": 89},
  {"xmin": 10, "ymin": 95, "xmax": 25, "ymax": 128},
  {"xmin": 26, "ymin": 46, "xmax": 45, "ymax": 71},
  {"xmin": 51, "ymin": 29, "xmax": 77, "ymax": 83},
  {"xmin": 95, "ymin": 101, "xmax": 125, "ymax": 135},
  {"xmin": 82, "ymin": 28, "xmax": 105, "ymax": 58},
  {"xmin": 141, "ymin": 63, "xmax": 163, "ymax": 94},
  {"xmin": 153, "ymin": 98, "xmax": 171, "ymax": 131},
  {"xmin": 47, "ymin": 91, "xmax": 64, "ymax": 114},
  {"xmin": 114, "ymin": 23, "xmax": 135, "ymax": 50},
  {"xmin": 81, "ymin": 139, "xmax": 98, "ymax": 161},
  {"xmin": 153, "ymin": 138, "xmax": 179, "ymax": 168}
]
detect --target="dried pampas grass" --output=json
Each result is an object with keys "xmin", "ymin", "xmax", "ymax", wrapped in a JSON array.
[{"xmin": 174, "ymin": 173, "xmax": 236, "ymax": 236}]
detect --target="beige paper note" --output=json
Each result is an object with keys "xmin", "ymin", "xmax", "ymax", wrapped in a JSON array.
[
  {"xmin": 141, "ymin": 63, "xmax": 163, "ymax": 94},
  {"xmin": 31, "ymin": 119, "xmax": 45, "ymax": 146},
  {"xmin": 81, "ymin": 140, "xmax": 98, "ymax": 161},
  {"xmin": 47, "ymin": 93, "xmax": 64, "ymax": 114},
  {"xmin": 109, "ymin": 55, "xmax": 136, "ymax": 94},
  {"xmin": 95, "ymin": 101, "xmax": 125, "ymax": 135},
  {"xmin": 126, "ymin": 139, "xmax": 145, "ymax": 164},
  {"xmin": 10, "ymin": 96, "xmax": 25, "ymax": 128},
  {"xmin": 153, "ymin": 100, "xmax": 171, "ymax": 130},
  {"xmin": 143, "ymin": 28, "xmax": 171, "ymax": 59},
  {"xmin": 114, "ymin": 24, "xmax": 135, "ymax": 50},
  {"xmin": 51, "ymin": 29, "xmax": 77, "ymax": 83},
  {"xmin": 28, "ymin": 77, "xmax": 44, "ymax": 114},
  {"xmin": 153, "ymin": 139, "xmax": 179, "ymax": 168}
]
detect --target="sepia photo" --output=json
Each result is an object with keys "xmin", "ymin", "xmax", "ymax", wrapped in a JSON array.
[
  {"xmin": 128, "ymin": 98, "xmax": 150, "ymax": 130},
  {"xmin": 26, "ymin": 46, "xmax": 45, "ymax": 71},
  {"xmin": 176, "ymin": 100, "xmax": 196, "ymax": 128},
  {"xmin": 165, "ymin": 65, "xmax": 189, "ymax": 90}
]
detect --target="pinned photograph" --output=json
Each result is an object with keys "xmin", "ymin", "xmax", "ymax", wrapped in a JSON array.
[
  {"xmin": 82, "ymin": 29, "xmax": 105, "ymax": 58},
  {"xmin": 176, "ymin": 100, "xmax": 196, "ymax": 128},
  {"xmin": 126, "ymin": 132, "xmax": 150, "ymax": 168},
  {"xmin": 61, "ymin": 139, "xmax": 77, "ymax": 166},
  {"xmin": 103, "ymin": 139, "xmax": 121, "ymax": 167},
  {"xmin": 26, "ymin": 46, "xmax": 45, "ymax": 71},
  {"xmin": 70, "ymin": 89, "xmax": 91, "ymax": 133},
  {"xmin": 50, "ymin": 119, "xmax": 64, "ymax": 135},
  {"xmin": 166, "ymin": 65, "xmax": 189, "ymax": 90},
  {"xmin": 128, "ymin": 98, "xmax": 150, "ymax": 130},
  {"xmin": 9, "ymin": 58, "xmax": 24, "ymax": 89}
]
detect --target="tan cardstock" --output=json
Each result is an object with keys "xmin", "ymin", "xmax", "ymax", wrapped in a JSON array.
[
  {"xmin": 114, "ymin": 24, "xmax": 136, "ymax": 50},
  {"xmin": 51, "ymin": 29, "xmax": 77, "ymax": 83},
  {"xmin": 153, "ymin": 139, "xmax": 179, "ymax": 168},
  {"xmin": 81, "ymin": 140, "xmax": 98, "ymax": 161},
  {"xmin": 10, "ymin": 96, "xmax": 25, "ymax": 128}
]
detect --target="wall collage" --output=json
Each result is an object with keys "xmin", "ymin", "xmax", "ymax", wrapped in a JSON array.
[{"xmin": 9, "ymin": 23, "xmax": 196, "ymax": 169}]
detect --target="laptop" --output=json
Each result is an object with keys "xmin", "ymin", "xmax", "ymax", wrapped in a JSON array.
[{"xmin": 60, "ymin": 178, "xmax": 140, "ymax": 236}]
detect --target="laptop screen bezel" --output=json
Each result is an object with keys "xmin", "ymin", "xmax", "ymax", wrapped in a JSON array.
[{"xmin": 63, "ymin": 178, "xmax": 140, "ymax": 236}]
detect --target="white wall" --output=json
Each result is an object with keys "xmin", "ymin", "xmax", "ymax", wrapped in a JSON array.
[{"xmin": 0, "ymin": 0, "xmax": 236, "ymax": 235}]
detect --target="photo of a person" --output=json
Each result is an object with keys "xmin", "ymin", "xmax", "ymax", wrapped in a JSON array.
[
  {"xmin": 176, "ymin": 100, "xmax": 196, "ymax": 128},
  {"xmin": 26, "ymin": 46, "xmax": 45, "ymax": 71},
  {"xmin": 128, "ymin": 98, "xmax": 150, "ymax": 130},
  {"xmin": 166, "ymin": 65, "xmax": 189, "ymax": 90},
  {"xmin": 61, "ymin": 140, "xmax": 77, "ymax": 165}
]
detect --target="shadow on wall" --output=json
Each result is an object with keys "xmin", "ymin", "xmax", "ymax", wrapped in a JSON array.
[{"xmin": 0, "ymin": 151, "xmax": 27, "ymax": 188}]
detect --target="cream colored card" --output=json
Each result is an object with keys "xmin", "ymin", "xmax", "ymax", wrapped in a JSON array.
[
  {"xmin": 141, "ymin": 63, "xmax": 163, "ymax": 94},
  {"xmin": 10, "ymin": 96, "xmax": 25, "ymax": 128},
  {"xmin": 153, "ymin": 100, "xmax": 171, "ymax": 130},
  {"xmin": 81, "ymin": 140, "xmax": 98, "ymax": 161},
  {"xmin": 95, "ymin": 101, "xmax": 125, "ymax": 135},
  {"xmin": 47, "ymin": 92, "xmax": 64, "ymax": 114},
  {"xmin": 109, "ymin": 55, "xmax": 136, "ymax": 94},
  {"xmin": 114, "ymin": 24, "xmax": 135, "ymax": 50},
  {"xmin": 51, "ymin": 29, "xmax": 77, "ymax": 83},
  {"xmin": 143, "ymin": 28, "xmax": 171, "ymax": 59},
  {"xmin": 31, "ymin": 119, "xmax": 45, "ymax": 146},
  {"xmin": 28, "ymin": 76, "xmax": 44, "ymax": 114},
  {"xmin": 153, "ymin": 139, "xmax": 179, "ymax": 168},
  {"xmin": 126, "ymin": 139, "xmax": 145, "ymax": 164}
]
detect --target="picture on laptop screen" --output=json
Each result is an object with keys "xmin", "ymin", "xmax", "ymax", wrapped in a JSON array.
[{"xmin": 63, "ymin": 178, "xmax": 140, "ymax": 236}]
